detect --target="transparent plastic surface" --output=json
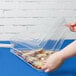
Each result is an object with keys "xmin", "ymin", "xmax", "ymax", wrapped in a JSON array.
[
  {"xmin": 11, "ymin": 18, "xmax": 67, "ymax": 50},
  {"xmin": 10, "ymin": 18, "xmax": 75, "ymax": 71}
]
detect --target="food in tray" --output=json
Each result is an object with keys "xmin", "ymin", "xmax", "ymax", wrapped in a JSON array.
[{"xmin": 14, "ymin": 49, "xmax": 54, "ymax": 69}]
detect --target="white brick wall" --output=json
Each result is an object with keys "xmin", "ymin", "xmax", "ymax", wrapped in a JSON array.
[{"xmin": 0, "ymin": 0, "xmax": 76, "ymax": 40}]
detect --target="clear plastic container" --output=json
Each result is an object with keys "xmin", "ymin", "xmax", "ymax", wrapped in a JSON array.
[{"xmin": 10, "ymin": 18, "xmax": 76, "ymax": 71}]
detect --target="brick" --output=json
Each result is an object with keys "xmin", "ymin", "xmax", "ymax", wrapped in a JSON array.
[{"xmin": 0, "ymin": 0, "xmax": 76, "ymax": 40}]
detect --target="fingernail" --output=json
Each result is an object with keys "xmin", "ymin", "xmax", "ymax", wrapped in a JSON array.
[{"xmin": 45, "ymin": 69, "xmax": 50, "ymax": 72}]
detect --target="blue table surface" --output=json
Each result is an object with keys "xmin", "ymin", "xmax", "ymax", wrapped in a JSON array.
[{"xmin": 0, "ymin": 40, "xmax": 76, "ymax": 76}]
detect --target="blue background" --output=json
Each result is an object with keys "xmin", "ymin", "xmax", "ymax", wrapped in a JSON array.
[{"xmin": 0, "ymin": 40, "xmax": 76, "ymax": 76}]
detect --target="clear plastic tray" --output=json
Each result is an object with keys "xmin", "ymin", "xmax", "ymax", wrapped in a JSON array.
[{"xmin": 10, "ymin": 18, "xmax": 76, "ymax": 71}]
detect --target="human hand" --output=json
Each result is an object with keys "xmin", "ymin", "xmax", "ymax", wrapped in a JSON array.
[
  {"xmin": 42, "ymin": 51, "xmax": 65, "ymax": 72},
  {"xmin": 66, "ymin": 21, "xmax": 76, "ymax": 32}
]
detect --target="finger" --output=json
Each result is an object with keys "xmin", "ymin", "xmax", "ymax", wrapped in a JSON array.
[
  {"xmin": 66, "ymin": 24, "xmax": 70, "ymax": 27},
  {"xmin": 66, "ymin": 23, "xmax": 76, "ymax": 27},
  {"xmin": 70, "ymin": 27, "xmax": 74, "ymax": 32},
  {"xmin": 42, "ymin": 65, "xmax": 47, "ymax": 70},
  {"xmin": 45, "ymin": 69, "xmax": 50, "ymax": 72},
  {"xmin": 74, "ymin": 26, "xmax": 76, "ymax": 32},
  {"xmin": 71, "ymin": 22, "xmax": 76, "ymax": 26},
  {"xmin": 66, "ymin": 24, "xmax": 75, "ymax": 32}
]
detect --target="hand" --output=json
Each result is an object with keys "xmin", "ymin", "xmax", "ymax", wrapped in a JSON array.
[
  {"xmin": 42, "ymin": 51, "xmax": 65, "ymax": 72},
  {"xmin": 66, "ymin": 22, "xmax": 76, "ymax": 32}
]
